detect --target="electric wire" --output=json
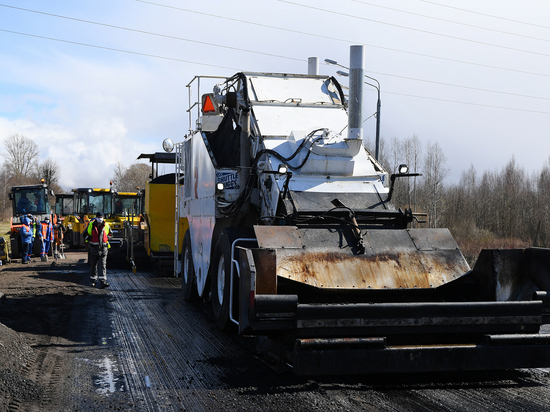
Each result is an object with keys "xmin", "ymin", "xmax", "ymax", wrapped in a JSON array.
[
  {"xmin": 1, "ymin": 3, "xmax": 549, "ymax": 113},
  {"xmin": 383, "ymin": 90, "xmax": 550, "ymax": 115},
  {"xmin": 368, "ymin": 71, "xmax": 550, "ymax": 102},
  {"xmin": 2, "ymin": 29, "xmax": 548, "ymax": 116},
  {"xmin": 3, "ymin": 2, "xmax": 549, "ymax": 103},
  {"xmin": 131, "ymin": 0, "xmax": 550, "ymax": 79},
  {"xmin": 3, "ymin": 1, "xmax": 550, "ymax": 82},
  {"xmin": 0, "ymin": 3, "xmax": 305, "ymax": 63},
  {"xmin": 418, "ymin": 0, "xmax": 550, "ymax": 30},
  {"xmin": 277, "ymin": 0, "xmax": 550, "ymax": 58},
  {"xmin": 0, "ymin": 28, "xmax": 240, "ymax": 71},
  {"xmin": 349, "ymin": 0, "xmax": 550, "ymax": 43}
]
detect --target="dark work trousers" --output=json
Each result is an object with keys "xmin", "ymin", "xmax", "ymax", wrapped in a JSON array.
[{"xmin": 89, "ymin": 243, "xmax": 109, "ymax": 283}]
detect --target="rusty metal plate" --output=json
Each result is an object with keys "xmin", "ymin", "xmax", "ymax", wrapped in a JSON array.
[
  {"xmin": 276, "ymin": 248, "xmax": 468, "ymax": 290},
  {"xmin": 254, "ymin": 226, "xmax": 305, "ymax": 249},
  {"xmin": 408, "ymin": 228, "xmax": 461, "ymax": 251}
]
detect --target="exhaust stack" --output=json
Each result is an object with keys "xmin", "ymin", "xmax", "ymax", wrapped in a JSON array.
[
  {"xmin": 308, "ymin": 57, "xmax": 319, "ymax": 75},
  {"xmin": 348, "ymin": 45, "xmax": 365, "ymax": 140}
]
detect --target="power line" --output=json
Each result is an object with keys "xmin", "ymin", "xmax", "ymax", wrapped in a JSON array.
[
  {"xmin": 350, "ymin": 0, "xmax": 550, "ymax": 43},
  {"xmin": 1, "ymin": 5, "xmax": 549, "ymax": 114},
  {"xmin": 3, "ymin": 26, "xmax": 548, "ymax": 116},
  {"xmin": 370, "ymin": 71, "xmax": 550, "ymax": 102},
  {"xmin": 0, "ymin": 28, "xmax": 240, "ymax": 71},
  {"xmin": 7, "ymin": 1, "xmax": 550, "ymax": 85},
  {"xmin": 0, "ymin": 3, "xmax": 305, "ymax": 63},
  {"xmin": 383, "ymin": 90, "xmax": 550, "ymax": 115},
  {"xmin": 278, "ymin": 0, "xmax": 550, "ymax": 58},
  {"xmin": 1, "ymin": 2, "xmax": 548, "ymax": 102},
  {"xmin": 133, "ymin": 0, "xmax": 550, "ymax": 79},
  {"xmin": 418, "ymin": 0, "xmax": 550, "ymax": 31}
]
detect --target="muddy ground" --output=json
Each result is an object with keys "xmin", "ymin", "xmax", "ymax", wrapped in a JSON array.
[
  {"xmin": 2, "ymin": 248, "xmax": 550, "ymax": 412},
  {"xmin": 0, "ymin": 249, "xmax": 95, "ymax": 411}
]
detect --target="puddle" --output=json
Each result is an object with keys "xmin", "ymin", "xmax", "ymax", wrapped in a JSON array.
[{"xmin": 78, "ymin": 355, "xmax": 126, "ymax": 395}]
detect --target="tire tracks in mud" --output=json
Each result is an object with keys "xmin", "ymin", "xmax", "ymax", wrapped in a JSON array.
[
  {"xmin": 106, "ymin": 270, "xmax": 248, "ymax": 411},
  {"xmin": 63, "ymin": 263, "xmax": 550, "ymax": 412}
]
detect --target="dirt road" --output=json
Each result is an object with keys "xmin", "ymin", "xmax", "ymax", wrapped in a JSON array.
[{"xmin": 1, "ymin": 250, "xmax": 550, "ymax": 411}]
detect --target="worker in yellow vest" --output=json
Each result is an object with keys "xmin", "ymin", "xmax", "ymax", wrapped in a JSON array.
[{"xmin": 84, "ymin": 212, "xmax": 112, "ymax": 288}]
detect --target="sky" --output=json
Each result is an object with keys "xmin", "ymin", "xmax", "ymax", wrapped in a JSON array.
[{"xmin": 0, "ymin": 0, "xmax": 549, "ymax": 190}]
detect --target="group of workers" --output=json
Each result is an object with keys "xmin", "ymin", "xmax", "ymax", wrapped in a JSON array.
[
  {"xmin": 19, "ymin": 214, "xmax": 63, "ymax": 264},
  {"xmin": 19, "ymin": 210, "xmax": 112, "ymax": 289}
]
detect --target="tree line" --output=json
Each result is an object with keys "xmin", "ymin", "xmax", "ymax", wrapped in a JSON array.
[
  {"xmin": 1, "ymin": 133, "xmax": 546, "ymax": 266},
  {"xmin": 0, "ymin": 134, "xmax": 149, "ymax": 221},
  {"xmin": 0, "ymin": 134, "xmax": 62, "ymax": 221},
  {"xmin": 371, "ymin": 135, "xmax": 540, "ymax": 265}
]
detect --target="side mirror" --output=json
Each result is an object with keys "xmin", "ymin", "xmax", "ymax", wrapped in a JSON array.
[{"xmin": 162, "ymin": 138, "xmax": 174, "ymax": 153}]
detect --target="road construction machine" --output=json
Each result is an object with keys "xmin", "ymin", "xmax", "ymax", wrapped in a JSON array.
[
  {"xmin": 54, "ymin": 193, "xmax": 74, "ymax": 221},
  {"xmin": 63, "ymin": 187, "xmax": 124, "ymax": 248},
  {"xmin": 130, "ymin": 152, "xmax": 186, "ymax": 272},
  {"xmin": 166, "ymin": 46, "xmax": 550, "ymax": 375},
  {"xmin": 8, "ymin": 182, "xmax": 55, "ymax": 259}
]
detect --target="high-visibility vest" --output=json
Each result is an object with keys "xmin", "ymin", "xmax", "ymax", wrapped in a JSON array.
[
  {"xmin": 54, "ymin": 224, "xmax": 64, "ymax": 241},
  {"xmin": 20, "ymin": 223, "xmax": 32, "ymax": 243},
  {"xmin": 41, "ymin": 221, "xmax": 54, "ymax": 242},
  {"xmin": 86, "ymin": 220, "xmax": 111, "ymax": 248}
]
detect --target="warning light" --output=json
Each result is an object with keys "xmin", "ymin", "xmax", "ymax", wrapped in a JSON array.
[{"xmin": 201, "ymin": 94, "xmax": 218, "ymax": 114}]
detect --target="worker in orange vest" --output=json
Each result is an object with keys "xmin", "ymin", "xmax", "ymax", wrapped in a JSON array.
[
  {"xmin": 53, "ymin": 219, "xmax": 66, "ymax": 259},
  {"xmin": 40, "ymin": 216, "xmax": 54, "ymax": 261}
]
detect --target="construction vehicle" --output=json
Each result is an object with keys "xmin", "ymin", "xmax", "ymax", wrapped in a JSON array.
[
  {"xmin": 165, "ymin": 46, "xmax": 550, "ymax": 375},
  {"xmin": 63, "ymin": 187, "xmax": 123, "ymax": 248},
  {"xmin": 126, "ymin": 152, "xmax": 185, "ymax": 272},
  {"xmin": 113, "ymin": 190, "xmax": 144, "ymax": 271},
  {"xmin": 8, "ymin": 182, "xmax": 54, "ymax": 260},
  {"xmin": 0, "ymin": 236, "xmax": 10, "ymax": 264},
  {"xmin": 113, "ymin": 191, "xmax": 142, "ymax": 225},
  {"xmin": 54, "ymin": 193, "xmax": 74, "ymax": 221}
]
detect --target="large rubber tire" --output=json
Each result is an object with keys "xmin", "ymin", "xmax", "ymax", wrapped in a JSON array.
[
  {"xmin": 211, "ymin": 230, "xmax": 232, "ymax": 330},
  {"xmin": 211, "ymin": 227, "xmax": 256, "ymax": 330},
  {"xmin": 181, "ymin": 231, "xmax": 199, "ymax": 301}
]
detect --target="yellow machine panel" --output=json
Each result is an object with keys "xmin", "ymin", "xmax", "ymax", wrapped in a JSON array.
[{"xmin": 144, "ymin": 180, "xmax": 186, "ymax": 256}]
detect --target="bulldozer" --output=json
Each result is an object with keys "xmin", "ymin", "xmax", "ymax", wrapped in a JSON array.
[{"xmin": 163, "ymin": 46, "xmax": 550, "ymax": 375}]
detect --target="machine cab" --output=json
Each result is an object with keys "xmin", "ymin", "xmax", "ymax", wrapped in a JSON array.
[
  {"xmin": 9, "ymin": 183, "xmax": 51, "ymax": 218},
  {"xmin": 72, "ymin": 188, "xmax": 113, "ymax": 218}
]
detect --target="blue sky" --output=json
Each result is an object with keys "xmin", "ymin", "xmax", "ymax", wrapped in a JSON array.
[{"xmin": 1, "ymin": 0, "xmax": 549, "ymax": 189}]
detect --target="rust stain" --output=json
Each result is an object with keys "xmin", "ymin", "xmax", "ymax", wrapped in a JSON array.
[{"xmin": 277, "ymin": 250, "xmax": 467, "ymax": 290}]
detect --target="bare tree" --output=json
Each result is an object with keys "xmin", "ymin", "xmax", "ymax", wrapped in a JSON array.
[
  {"xmin": 111, "ymin": 163, "xmax": 127, "ymax": 191},
  {"xmin": 111, "ymin": 163, "xmax": 150, "ymax": 192},
  {"xmin": 123, "ymin": 163, "xmax": 150, "ymax": 191},
  {"xmin": 401, "ymin": 135, "xmax": 422, "ymax": 213},
  {"xmin": 422, "ymin": 141, "xmax": 448, "ymax": 228},
  {"xmin": 36, "ymin": 158, "xmax": 61, "ymax": 187},
  {"xmin": 2, "ymin": 134, "xmax": 40, "ymax": 181}
]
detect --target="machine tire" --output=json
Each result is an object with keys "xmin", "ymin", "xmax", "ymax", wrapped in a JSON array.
[
  {"xmin": 211, "ymin": 227, "xmax": 256, "ymax": 331},
  {"xmin": 181, "ymin": 231, "xmax": 199, "ymax": 301},
  {"xmin": 211, "ymin": 231, "xmax": 232, "ymax": 330}
]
